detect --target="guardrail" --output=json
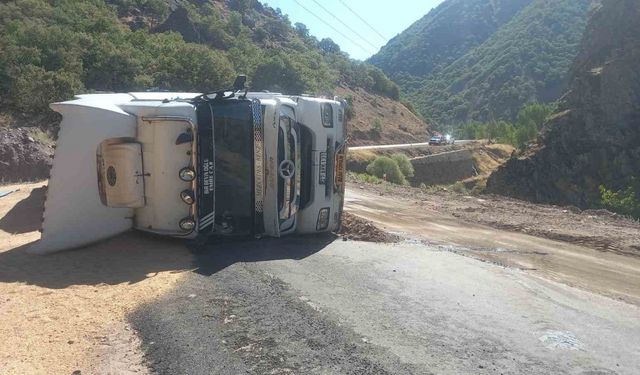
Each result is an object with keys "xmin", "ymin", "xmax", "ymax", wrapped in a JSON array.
[{"xmin": 349, "ymin": 140, "xmax": 473, "ymax": 151}]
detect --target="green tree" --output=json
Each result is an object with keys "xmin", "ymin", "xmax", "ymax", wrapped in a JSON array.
[
  {"xmin": 12, "ymin": 65, "xmax": 82, "ymax": 112},
  {"xmin": 599, "ymin": 178, "xmax": 640, "ymax": 218},
  {"xmin": 366, "ymin": 156, "xmax": 407, "ymax": 185},
  {"xmin": 391, "ymin": 153, "xmax": 414, "ymax": 179},
  {"xmin": 516, "ymin": 103, "xmax": 554, "ymax": 131},
  {"xmin": 318, "ymin": 38, "xmax": 341, "ymax": 54},
  {"xmin": 294, "ymin": 22, "xmax": 309, "ymax": 38}
]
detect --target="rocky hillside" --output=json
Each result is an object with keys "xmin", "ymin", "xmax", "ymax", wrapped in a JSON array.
[
  {"xmin": 337, "ymin": 86, "xmax": 429, "ymax": 146},
  {"xmin": 486, "ymin": 0, "xmax": 640, "ymax": 209},
  {"xmin": 369, "ymin": 0, "xmax": 594, "ymax": 126}
]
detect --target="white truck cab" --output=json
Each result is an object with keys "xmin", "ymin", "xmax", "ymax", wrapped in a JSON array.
[{"xmin": 31, "ymin": 79, "xmax": 347, "ymax": 254}]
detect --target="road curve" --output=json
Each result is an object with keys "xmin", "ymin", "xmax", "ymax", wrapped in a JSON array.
[
  {"xmin": 349, "ymin": 140, "xmax": 473, "ymax": 151},
  {"xmin": 131, "ymin": 237, "xmax": 640, "ymax": 374}
]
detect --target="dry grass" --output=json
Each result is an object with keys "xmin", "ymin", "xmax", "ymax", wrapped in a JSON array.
[
  {"xmin": 347, "ymin": 149, "xmax": 377, "ymax": 164},
  {"xmin": 472, "ymin": 144, "xmax": 515, "ymax": 175},
  {"xmin": 337, "ymin": 86, "xmax": 430, "ymax": 146}
]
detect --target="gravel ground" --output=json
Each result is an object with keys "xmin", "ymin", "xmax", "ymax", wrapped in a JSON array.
[{"xmin": 351, "ymin": 180, "xmax": 640, "ymax": 257}]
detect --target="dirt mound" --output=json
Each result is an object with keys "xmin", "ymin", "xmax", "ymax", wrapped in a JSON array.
[
  {"xmin": 339, "ymin": 212, "xmax": 397, "ymax": 243},
  {"xmin": 0, "ymin": 128, "xmax": 52, "ymax": 183}
]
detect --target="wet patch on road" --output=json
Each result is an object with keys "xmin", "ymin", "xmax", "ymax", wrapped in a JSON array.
[
  {"xmin": 538, "ymin": 331, "xmax": 584, "ymax": 351},
  {"xmin": 392, "ymin": 232, "xmax": 545, "ymax": 271}
]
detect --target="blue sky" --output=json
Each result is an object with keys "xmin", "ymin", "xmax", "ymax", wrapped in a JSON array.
[{"xmin": 265, "ymin": 0, "xmax": 445, "ymax": 60}]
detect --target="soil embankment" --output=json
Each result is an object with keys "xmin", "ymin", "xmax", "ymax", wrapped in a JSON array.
[{"xmin": 0, "ymin": 128, "xmax": 52, "ymax": 183}]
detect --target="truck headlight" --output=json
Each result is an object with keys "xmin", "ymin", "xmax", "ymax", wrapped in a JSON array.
[
  {"xmin": 316, "ymin": 207, "xmax": 331, "ymax": 231},
  {"xmin": 179, "ymin": 167, "xmax": 196, "ymax": 182},
  {"xmin": 180, "ymin": 189, "xmax": 195, "ymax": 205},
  {"xmin": 179, "ymin": 217, "xmax": 196, "ymax": 231}
]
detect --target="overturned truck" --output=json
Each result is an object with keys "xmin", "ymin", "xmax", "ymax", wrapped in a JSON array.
[{"xmin": 31, "ymin": 77, "xmax": 347, "ymax": 254}]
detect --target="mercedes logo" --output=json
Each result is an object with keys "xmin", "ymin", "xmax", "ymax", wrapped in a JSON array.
[{"xmin": 278, "ymin": 160, "xmax": 295, "ymax": 179}]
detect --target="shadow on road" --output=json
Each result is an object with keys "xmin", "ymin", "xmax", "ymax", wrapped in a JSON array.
[
  {"xmin": 0, "ymin": 233, "xmax": 335, "ymax": 289},
  {"xmin": 192, "ymin": 235, "xmax": 336, "ymax": 276},
  {"xmin": 0, "ymin": 186, "xmax": 45, "ymax": 234},
  {"xmin": 0, "ymin": 232, "xmax": 194, "ymax": 289}
]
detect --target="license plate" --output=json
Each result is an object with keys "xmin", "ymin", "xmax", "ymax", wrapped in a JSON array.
[
  {"xmin": 334, "ymin": 153, "xmax": 345, "ymax": 189},
  {"xmin": 319, "ymin": 152, "xmax": 327, "ymax": 185}
]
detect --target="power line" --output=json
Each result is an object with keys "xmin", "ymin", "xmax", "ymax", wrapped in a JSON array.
[
  {"xmin": 309, "ymin": 0, "xmax": 379, "ymax": 51},
  {"xmin": 338, "ymin": 0, "xmax": 388, "ymax": 42},
  {"xmin": 291, "ymin": 0, "xmax": 376, "ymax": 55}
]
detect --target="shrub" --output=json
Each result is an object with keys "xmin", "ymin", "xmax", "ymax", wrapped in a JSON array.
[
  {"xmin": 599, "ymin": 181, "xmax": 640, "ymax": 218},
  {"xmin": 451, "ymin": 181, "xmax": 468, "ymax": 194},
  {"xmin": 470, "ymin": 179, "xmax": 487, "ymax": 195},
  {"xmin": 344, "ymin": 95, "xmax": 355, "ymax": 121},
  {"xmin": 351, "ymin": 172, "xmax": 384, "ymax": 184},
  {"xmin": 372, "ymin": 118, "xmax": 383, "ymax": 134},
  {"xmin": 391, "ymin": 153, "xmax": 414, "ymax": 179},
  {"xmin": 366, "ymin": 156, "xmax": 406, "ymax": 185}
]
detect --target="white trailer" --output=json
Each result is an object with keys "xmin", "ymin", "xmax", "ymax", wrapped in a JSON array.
[{"xmin": 31, "ymin": 78, "xmax": 347, "ymax": 254}]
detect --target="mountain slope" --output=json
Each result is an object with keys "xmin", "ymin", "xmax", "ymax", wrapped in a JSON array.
[
  {"xmin": 415, "ymin": 0, "xmax": 593, "ymax": 125},
  {"xmin": 0, "ymin": 0, "xmax": 428, "ymax": 146},
  {"xmin": 370, "ymin": 0, "xmax": 594, "ymax": 126},
  {"xmin": 487, "ymin": 0, "xmax": 640, "ymax": 210},
  {"xmin": 368, "ymin": 0, "xmax": 532, "ymax": 91}
]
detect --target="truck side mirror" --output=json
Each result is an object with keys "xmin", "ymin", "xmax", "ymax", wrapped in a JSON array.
[{"xmin": 233, "ymin": 75, "xmax": 247, "ymax": 91}]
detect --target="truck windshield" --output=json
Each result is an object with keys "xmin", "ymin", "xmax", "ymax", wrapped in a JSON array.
[{"xmin": 196, "ymin": 99, "xmax": 254, "ymax": 236}]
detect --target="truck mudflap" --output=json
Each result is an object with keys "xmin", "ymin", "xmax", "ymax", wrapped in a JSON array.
[{"xmin": 29, "ymin": 101, "xmax": 138, "ymax": 254}]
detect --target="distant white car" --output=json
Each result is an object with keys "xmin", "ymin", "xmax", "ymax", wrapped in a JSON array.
[
  {"xmin": 444, "ymin": 134, "xmax": 456, "ymax": 144},
  {"xmin": 429, "ymin": 134, "xmax": 455, "ymax": 145}
]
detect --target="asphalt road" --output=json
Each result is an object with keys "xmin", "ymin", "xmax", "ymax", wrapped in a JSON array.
[{"xmin": 131, "ymin": 236, "xmax": 640, "ymax": 375}]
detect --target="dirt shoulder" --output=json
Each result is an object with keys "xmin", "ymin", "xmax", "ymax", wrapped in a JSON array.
[
  {"xmin": 0, "ymin": 182, "xmax": 193, "ymax": 375},
  {"xmin": 350, "ymin": 180, "xmax": 640, "ymax": 257},
  {"xmin": 346, "ymin": 181, "xmax": 640, "ymax": 306}
]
